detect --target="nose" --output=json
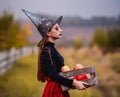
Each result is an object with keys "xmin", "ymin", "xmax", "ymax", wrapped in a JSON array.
[{"xmin": 59, "ymin": 28, "xmax": 63, "ymax": 32}]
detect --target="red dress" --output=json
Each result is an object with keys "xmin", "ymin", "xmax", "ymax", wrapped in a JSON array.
[{"xmin": 42, "ymin": 77, "xmax": 70, "ymax": 97}]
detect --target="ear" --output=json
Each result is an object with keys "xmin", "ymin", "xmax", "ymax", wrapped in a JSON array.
[{"xmin": 46, "ymin": 31, "xmax": 51, "ymax": 37}]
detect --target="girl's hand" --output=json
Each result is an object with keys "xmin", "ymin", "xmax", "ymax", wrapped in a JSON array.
[{"xmin": 73, "ymin": 79, "xmax": 88, "ymax": 90}]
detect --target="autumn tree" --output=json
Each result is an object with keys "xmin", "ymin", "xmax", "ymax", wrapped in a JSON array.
[
  {"xmin": 72, "ymin": 37, "xmax": 83, "ymax": 49},
  {"xmin": 0, "ymin": 11, "xmax": 29, "ymax": 51},
  {"xmin": 90, "ymin": 27, "xmax": 120, "ymax": 52},
  {"xmin": 90, "ymin": 28, "xmax": 108, "ymax": 48}
]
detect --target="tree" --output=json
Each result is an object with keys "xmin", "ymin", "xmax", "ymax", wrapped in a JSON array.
[
  {"xmin": 90, "ymin": 28, "xmax": 108, "ymax": 48},
  {"xmin": 107, "ymin": 27, "xmax": 120, "ymax": 48},
  {"xmin": 0, "ymin": 11, "xmax": 29, "ymax": 51},
  {"xmin": 72, "ymin": 37, "xmax": 83, "ymax": 49},
  {"xmin": 90, "ymin": 27, "xmax": 120, "ymax": 53}
]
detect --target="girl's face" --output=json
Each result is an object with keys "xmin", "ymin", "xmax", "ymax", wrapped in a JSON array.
[{"xmin": 47, "ymin": 23, "xmax": 63, "ymax": 40}]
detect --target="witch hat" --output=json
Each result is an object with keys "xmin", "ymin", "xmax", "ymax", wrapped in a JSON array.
[{"xmin": 21, "ymin": 9, "xmax": 62, "ymax": 37}]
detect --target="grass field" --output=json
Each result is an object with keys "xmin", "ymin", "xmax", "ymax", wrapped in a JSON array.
[{"xmin": 0, "ymin": 47, "xmax": 120, "ymax": 97}]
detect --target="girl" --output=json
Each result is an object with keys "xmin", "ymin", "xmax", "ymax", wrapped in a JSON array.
[{"xmin": 22, "ymin": 9, "xmax": 87, "ymax": 97}]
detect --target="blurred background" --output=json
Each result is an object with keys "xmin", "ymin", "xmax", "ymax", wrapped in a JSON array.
[{"xmin": 0, "ymin": 0, "xmax": 120, "ymax": 97}]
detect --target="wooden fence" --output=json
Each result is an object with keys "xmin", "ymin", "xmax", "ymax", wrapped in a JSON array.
[{"xmin": 0, "ymin": 46, "xmax": 38, "ymax": 75}]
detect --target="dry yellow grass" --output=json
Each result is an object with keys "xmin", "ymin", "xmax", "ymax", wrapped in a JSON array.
[
  {"xmin": 58, "ymin": 47, "xmax": 120, "ymax": 97},
  {"xmin": 0, "ymin": 47, "xmax": 120, "ymax": 97}
]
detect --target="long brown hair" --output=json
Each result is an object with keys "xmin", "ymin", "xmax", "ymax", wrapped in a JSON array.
[{"xmin": 37, "ymin": 36, "xmax": 48, "ymax": 82}]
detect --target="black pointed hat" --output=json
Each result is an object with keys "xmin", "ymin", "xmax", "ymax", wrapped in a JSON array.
[{"xmin": 22, "ymin": 9, "xmax": 62, "ymax": 37}]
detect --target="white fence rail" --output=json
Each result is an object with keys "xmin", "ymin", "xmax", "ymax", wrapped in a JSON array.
[{"xmin": 0, "ymin": 46, "xmax": 38, "ymax": 75}]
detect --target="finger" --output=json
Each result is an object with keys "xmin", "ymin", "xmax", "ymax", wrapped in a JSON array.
[
  {"xmin": 82, "ymin": 85, "xmax": 86, "ymax": 89},
  {"xmin": 79, "ymin": 85, "xmax": 86, "ymax": 90},
  {"xmin": 81, "ymin": 86, "xmax": 86, "ymax": 90},
  {"xmin": 81, "ymin": 81, "xmax": 88, "ymax": 85}
]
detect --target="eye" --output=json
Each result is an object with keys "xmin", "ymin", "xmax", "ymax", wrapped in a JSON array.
[{"xmin": 55, "ymin": 26, "xmax": 59, "ymax": 31}]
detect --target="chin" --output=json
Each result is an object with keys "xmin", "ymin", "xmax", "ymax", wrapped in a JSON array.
[
  {"xmin": 58, "ymin": 36, "xmax": 62, "ymax": 39},
  {"xmin": 53, "ymin": 35, "xmax": 62, "ymax": 40},
  {"xmin": 56, "ymin": 35, "xmax": 62, "ymax": 39}
]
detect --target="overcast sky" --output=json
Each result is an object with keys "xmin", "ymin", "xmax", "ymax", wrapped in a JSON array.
[{"xmin": 0, "ymin": 0, "xmax": 120, "ymax": 19}]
